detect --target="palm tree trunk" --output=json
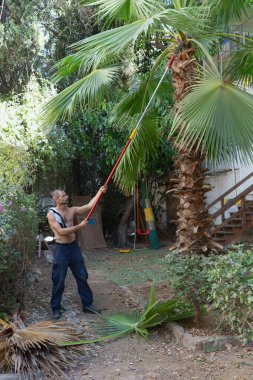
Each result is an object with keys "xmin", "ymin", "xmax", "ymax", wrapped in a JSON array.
[
  {"xmin": 170, "ymin": 48, "xmax": 213, "ymax": 254},
  {"xmin": 171, "ymin": 151, "xmax": 213, "ymax": 253}
]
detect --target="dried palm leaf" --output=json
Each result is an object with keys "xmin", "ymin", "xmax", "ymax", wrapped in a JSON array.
[{"xmin": 0, "ymin": 318, "xmax": 88, "ymax": 379}]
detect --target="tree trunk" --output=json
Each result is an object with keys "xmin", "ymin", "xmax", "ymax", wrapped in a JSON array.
[
  {"xmin": 116, "ymin": 197, "xmax": 134, "ymax": 248},
  {"xmin": 171, "ymin": 152, "xmax": 213, "ymax": 253},
  {"xmin": 170, "ymin": 48, "xmax": 214, "ymax": 254}
]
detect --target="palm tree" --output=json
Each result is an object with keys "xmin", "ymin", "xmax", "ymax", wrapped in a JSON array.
[{"xmin": 44, "ymin": 0, "xmax": 253, "ymax": 254}]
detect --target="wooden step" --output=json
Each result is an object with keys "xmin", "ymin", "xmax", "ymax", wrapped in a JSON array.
[
  {"xmin": 231, "ymin": 217, "xmax": 250, "ymax": 222},
  {"xmin": 229, "ymin": 210, "xmax": 253, "ymax": 215},
  {"xmin": 215, "ymin": 231, "xmax": 235, "ymax": 235},
  {"xmin": 223, "ymin": 224, "xmax": 242, "ymax": 228},
  {"xmin": 208, "ymin": 175, "xmax": 253, "ymax": 244}
]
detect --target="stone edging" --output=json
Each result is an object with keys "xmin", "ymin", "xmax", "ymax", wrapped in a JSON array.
[{"xmin": 165, "ymin": 322, "xmax": 241, "ymax": 352}]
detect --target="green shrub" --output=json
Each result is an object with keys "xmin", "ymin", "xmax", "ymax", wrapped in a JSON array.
[
  {"xmin": 164, "ymin": 252, "xmax": 214, "ymax": 303},
  {"xmin": 207, "ymin": 247, "xmax": 253, "ymax": 334},
  {"xmin": 164, "ymin": 252, "xmax": 216, "ymax": 322},
  {"xmin": 0, "ymin": 190, "xmax": 38, "ymax": 312},
  {"xmin": 164, "ymin": 248, "xmax": 253, "ymax": 334}
]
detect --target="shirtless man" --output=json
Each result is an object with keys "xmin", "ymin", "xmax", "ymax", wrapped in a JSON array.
[{"xmin": 47, "ymin": 186, "xmax": 107, "ymax": 319}]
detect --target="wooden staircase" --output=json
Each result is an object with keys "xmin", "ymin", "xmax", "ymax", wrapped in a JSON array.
[{"xmin": 206, "ymin": 172, "xmax": 253, "ymax": 246}]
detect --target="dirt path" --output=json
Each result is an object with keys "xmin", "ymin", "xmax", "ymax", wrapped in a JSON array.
[{"xmin": 24, "ymin": 248, "xmax": 253, "ymax": 380}]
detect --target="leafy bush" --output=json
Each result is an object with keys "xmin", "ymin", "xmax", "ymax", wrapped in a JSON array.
[
  {"xmin": 165, "ymin": 248, "xmax": 253, "ymax": 335},
  {"xmin": 164, "ymin": 252, "xmax": 214, "ymax": 303},
  {"xmin": 0, "ymin": 190, "xmax": 38, "ymax": 312},
  {"xmin": 207, "ymin": 247, "xmax": 253, "ymax": 334},
  {"xmin": 163, "ymin": 252, "xmax": 216, "ymax": 322},
  {"xmin": 0, "ymin": 77, "xmax": 50, "ymax": 313}
]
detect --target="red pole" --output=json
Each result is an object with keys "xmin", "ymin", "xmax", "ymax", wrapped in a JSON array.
[
  {"xmin": 85, "ymin": 54, "xmax": 176, "ymax": 221},
  {"xmin": 86, "ymin": 135, "xmax": 133, "ymax": 220}
]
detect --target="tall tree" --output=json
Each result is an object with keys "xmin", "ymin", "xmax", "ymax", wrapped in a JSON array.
[
  {"xmin": 0, "ymin": 0, "xmax": 97, "ymax": 95},
  {"xmin": 44, "ymin": 0, "xmax": 253, "ymax": 253}
]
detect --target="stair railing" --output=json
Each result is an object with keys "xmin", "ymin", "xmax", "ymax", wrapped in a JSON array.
[
  {"xmin": 205, "ymin": 172, "xmax": 253, "ymax": 223},
  {"xmin": 211, "ymin": 198, "xmax": 253, "ymax": 235}
]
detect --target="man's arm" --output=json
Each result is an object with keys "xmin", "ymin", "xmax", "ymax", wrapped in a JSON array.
[
  {"xmin": 47, "ymin": 212, "xmax": 88, "ymax": 235},
  {"xmin": 74, "ymin": 186, "xmax": 107, "ymax": 215}
]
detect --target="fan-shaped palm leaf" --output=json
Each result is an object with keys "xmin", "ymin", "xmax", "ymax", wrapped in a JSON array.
[
  {"xmin": 139, "ymin": 284, "xmax": 194, "ymax": 328},
  {"xmin": 171, "ymin": 68, "xmax": 253, "ymax": 164},
  {"xmin": 82, "ymin": 0, "xmax": 164, "ymax": 24},
  {"xmin": 59, "ymin": 284, "xmax": 195, "ymax": 346},
  {"xmin": 54, "ymin": 7, "xmax": 212, "ymax": 81},
  {"xmin": 97, "ymin": 297, "xmax": 194, "ymax": 338},
  {"xmin": 0, "ymin": 319, "xmax": 86, "ymax": 379},
  {"xmin": 54, "ymin": 18, "xmax": 158, "ymax": 79},
  {"xmin": 224, "ymin": 43, "xmax": 253, "ymax": 86},
  {"xmin": 205, "ymin": 0, "xmax": 252, "ymax": 24},
  {"xmin": 158, "ymin": 6, "xmax": 212, "ymax": 36},
  {"xmin": 43, "ymin": 67, "xmax": 120, "ymax": 127}
]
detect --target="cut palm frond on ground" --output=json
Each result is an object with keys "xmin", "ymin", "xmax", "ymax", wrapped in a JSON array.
[
  {"xmin": 59, "ymin": 284, "xmax": 195, "ymax": 346},
  {"xmin": 0, "ymin": 318, "xmax": 87, "ymax": 379}
]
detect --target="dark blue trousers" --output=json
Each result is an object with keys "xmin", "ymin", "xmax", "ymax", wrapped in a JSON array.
[{"xmin": 50, "ymin": 241, "xmax": 93, "ymax": 311}]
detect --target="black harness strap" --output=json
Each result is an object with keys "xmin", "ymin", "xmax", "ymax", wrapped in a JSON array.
[{"xmin": 49, "ymin": 208, "xmax": 67, "ymax": 229}]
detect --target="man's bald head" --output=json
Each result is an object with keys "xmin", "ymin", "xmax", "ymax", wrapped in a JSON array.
[{"xmin": 52, "ymin": 190, "xmax": 67, "ymax": 203}]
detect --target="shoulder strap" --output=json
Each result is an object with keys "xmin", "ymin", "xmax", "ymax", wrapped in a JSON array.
[{"xmin": 49, "ymin": 208, "xmax": 67, "ymax": 228}]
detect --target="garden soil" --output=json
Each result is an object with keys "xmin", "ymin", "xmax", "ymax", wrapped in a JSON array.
[{"xmin": 23, "ymin": 247, "xmax": 253, "ymax": 380}]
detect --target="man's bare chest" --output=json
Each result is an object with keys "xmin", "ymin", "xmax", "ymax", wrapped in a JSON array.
[{"xmin": 57, "ymin": 209, "xmax": 73, "ymax": 226}]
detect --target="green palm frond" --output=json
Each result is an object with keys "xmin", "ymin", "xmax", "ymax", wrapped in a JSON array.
[
  {"xmin": 43, "ymin": 67, "xmax": 120, "ymax": 127},
  {"xmin": 54, "ymin": 18, "xmax": 158, "ymax": 79},
  {"xmin": 113, "ymin": 71, "xmax": 173, "ymax": 118},
  {"xmin": 141, "ymin": 299, "xmax": 194, "ymax": 328},
  {"xmin": 112, "ymin": 74, "xmax": 173, "ymax": 120},
  {"xmin": 206, "ymin": 0, "xmax": 252, "ymax": 24},
  {"xmin": 170, "ymin": 68, "xmax": 253, "ymax": 164},
  {"xmin": 59, "ymin": 284, "xmax": 195, "ymax": 347},
  {"xmin": 172, "ymin": 0, "xmax": 188, "ymax": 10},
  {"xmin": 82, "ymin": 0, "xmax": 164, "ymax": 24},
  {"xmin": 111, "ymin": 46, "xmax": 174, "ymax": 120},
  {"xmin": 159, "ymin": 6, "xmax": 212, "ymax": 36},
  {"xmin": 54, "ymin": 6, "xmax": 214, "ymax": 81},
  {"xmin": 113, "ymin": 112, "xmax": 160, "ymax": 194},
  {"xmin": 102, "ymin": 297, "xmax": 194, "ymax": 337},
  {"xmin": 139, "ymin": 283, "xmax": 194, "ymax": 328},
  {"xmin": 224, "ymin": 43, "xmax": 253, "ymax": 86},
  {"xmin": 139, "ymin": 300, "xmax": 175, "ymax": 329},
  {"xmin": 102, "ymin": 310, "xmax": 148, "ymax": 337}
]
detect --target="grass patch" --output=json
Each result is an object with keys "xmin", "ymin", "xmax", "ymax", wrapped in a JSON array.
[{"xmin": 87, "ymin": 248, "xmax": 170, "ymax": 286}]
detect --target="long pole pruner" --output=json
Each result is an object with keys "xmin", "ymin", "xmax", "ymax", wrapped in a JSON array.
[{"xmin": 85, "ymin": 50, "xmax": 178, "ymax": 221}]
